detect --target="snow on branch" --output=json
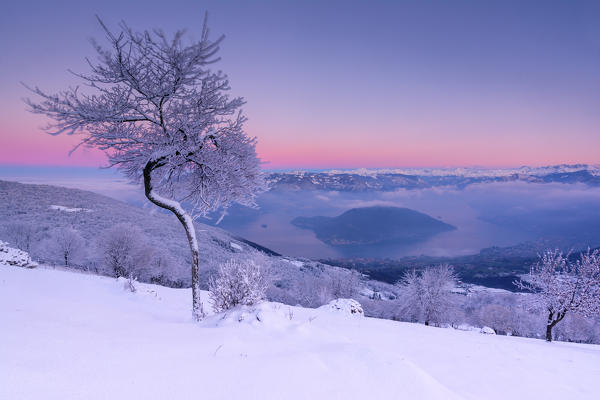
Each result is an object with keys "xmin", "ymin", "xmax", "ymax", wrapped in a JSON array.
[
  {"xmin": 515, "ymin": 249, "xmax": 600, "ymax": 341},
  {"xmin": 24, "ymin": 14, "xmax": 265, "ymax": 219}
]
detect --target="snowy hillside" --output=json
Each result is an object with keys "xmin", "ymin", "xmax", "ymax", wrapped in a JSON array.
[
  {"xmin": 0, "ymin": 180, "xmax": 267, "ymax": 284},
  {"xmin": 2, "ymin": 264, "xmax": 599, "ymax": 400}
]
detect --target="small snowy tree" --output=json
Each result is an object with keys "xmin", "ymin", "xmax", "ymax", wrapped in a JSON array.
[
  {"xmin": 396, "ymin": 269, "xmax": 422, "ymax": 322},
  {"xmin": 43, "ymin": 227, "xmax": 86, "ymax": 267},
  {"xmin": 478, "ymin": 304, "xmax": 514, "ymax": 335},
  {"xmin": 516, "ymin": 249, "xmax": 600, "ymax": 342},
  {"xmin": 329, "ymin": 269, "xmax": 361, "ymax": 300},
  {"xmin": 25, "ymin": 16, "xmax": 265, "ymax": 320},
  {"xmin": 208, "ymin": 259, "xmax": 268, "ymax": 312},
  {"xmin": 97, "ymin": 224, "xmax": 152, "ymax": 279},
  {"xmin": 4, "ymin": 222, "xmax": 36, "ymax": 253},
  {"xmin": 553, "ymin": 314, "xmax": 598, "ymax": 344},
  {"xmin": 397, "ymin": 264, "xmax": 458, "ymax": 326}
]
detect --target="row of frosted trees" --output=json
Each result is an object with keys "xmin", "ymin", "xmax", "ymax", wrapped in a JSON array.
[
  {"xmin": 4, "ymin": 219, "xmax": 599, "ymax": 341},
  {"xmin": 392, "ymin": 250, "xmax": 600, "ymax": 342},
  {"xmin": 4, "ymin": 222, "xmax": 175, "ymax": 282}
]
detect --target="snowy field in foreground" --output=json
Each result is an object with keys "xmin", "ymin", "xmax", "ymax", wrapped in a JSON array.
[{"xmin": 1, "ymin": 265, "xmax": 599, "ymax": 400}]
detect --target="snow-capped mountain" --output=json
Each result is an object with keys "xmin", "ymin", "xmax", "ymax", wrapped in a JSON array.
[{"xmin": 268, "ymin": 164, "xmax": 600, "ymax": 191}]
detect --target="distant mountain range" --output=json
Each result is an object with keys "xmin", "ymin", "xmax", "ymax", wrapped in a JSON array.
[
  {"xmin": 269, "ymin": 164, "xmax": 600, "ymax": 192},
  {"xmin": 292, "ymin": 206, "xmax": 456, "ymax": 246}
]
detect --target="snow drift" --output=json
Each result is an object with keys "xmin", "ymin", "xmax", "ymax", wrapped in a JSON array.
[{"xmin": 1, "ymin": 263, "xmax": 599, "ymax": 399}]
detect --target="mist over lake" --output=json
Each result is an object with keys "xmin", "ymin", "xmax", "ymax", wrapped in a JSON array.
[
  {"xmin": 4, "ymin": 167, "xmax": 599, "ymax": 260},
  {"xmin": 211, "ymin": 181, "xmax": 600, "ymax": 258}
]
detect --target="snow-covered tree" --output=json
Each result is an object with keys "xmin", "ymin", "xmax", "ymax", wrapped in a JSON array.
[
  {"xmin": 208, "ymin": 259, "xmax": 268, "ymax": 312},
  {"xmin": 516, "ymin": 249, "xmax": 600, "ymax": 342},
  {"xmin": 329, "ymin": 269, "xmax": 361, "ymax": 300},
  {"xmin": 478, "ymin": 304, "xmax": 514, "ymax": 335},
  {"xmin": 397, "ymin": 264, "xmax": 458, "ymax": 326},
  {"xmin": 3, "ymin": 222, "xmax": 36, "ymax": 253},
  {"xmin": 553, "ymin": 314, "xmax": 599, "ymax": 344},
  {"xmin": 97, "ymin": 224, "xmax": 152, "ymax": 279},
  {"xmin": 396, "ymin": 269, "xmax": 422, "ymax": 322},
  {"xmin": 25, "ymin": 16, "xmax": 265, "ymax": 320},
  {"xmin": 43, "ymin": 227, "xmax": 86, "ymax": 267}
]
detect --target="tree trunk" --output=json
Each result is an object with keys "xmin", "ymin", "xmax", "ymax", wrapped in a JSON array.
[
  {"xmin": 143, "ymin": 160, "xmax": 204, "ymax": 321},
  {"xmin": 545, "ymin": 324, "xmax": 553, "ymax": 342},
  {"xmin": 546, "ymin": 311, "xmax": 554, "ymax": 342},
  {"xmin": 545, "ymin": 311, "xmax": 566, "ymax": 342}
]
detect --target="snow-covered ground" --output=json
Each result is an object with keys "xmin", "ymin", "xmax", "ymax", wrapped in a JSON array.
[
  {"xmin": 1, "ymin": 265, "xmax": 599, "ymax": 400},
  {"xmin": 0, "ymin": 241, "xmax": 37, "ymax": 268},
  {"xmin": 49, "ymin": 204, "xmax": 92, "ymax": 213}
]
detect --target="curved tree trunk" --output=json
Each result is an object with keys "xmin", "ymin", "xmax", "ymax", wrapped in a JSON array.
[{"xmin": 143, "ymin": 160, "xmax": 204, "ymax": 321}]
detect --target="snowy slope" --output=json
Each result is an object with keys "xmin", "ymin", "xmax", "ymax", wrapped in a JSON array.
[
  {"xmin": 1, "ymin": 265, "xmax": 599, "ymax": 400},
  {"xmin": 0, "ymin": 180, "xmax": 268, "ymax": 284}
]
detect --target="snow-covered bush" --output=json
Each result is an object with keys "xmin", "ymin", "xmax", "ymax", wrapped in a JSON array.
[
  {"xmin": 553, "ymin": 314, "xmax": 600, "ymax": 344},
  {"xmin": 329, "ymin": 270, "xmax": 361, "ymax": 300},
  {"xmin": 480, "ymin": 326, "xmax": 496, "ymax": 335},
  {"xmin": 320, "ymin": 299, "xmax": 364, "ymax": 317},
  {"xmin": 122, "ymin": 275, "xmax": 137, "ymax": 293},
  {"xmin": 96, "ymin": 224, "xmax": 153, "ymax": 279},
  {"xmin": 396, "ymin": 264, "xmax": 459, "ymax": 326},
  {"xmin": 0, "ymin": 240, "xmax": 38, "ymax": 268},
  {"xmin": 39, "ymin": 227, "xmax": 86, "ymax": 267},
  {"xmin": 477, "ymin": 304, "xmax": 514, "ymax": 335},
  {"xmin": 294, "ymin": 273, "xmax": 336, "ymax": 308},
  {"xmin": 2, "ymin": 221, "xmax": 37, "ymax": 253},
  {"xmin": 209, "ymin": 259, "xmax": 269, "ymax": 312},
  {"xmin": 269, "ymin": 265, "xmax": 362, "ymax": 309}
]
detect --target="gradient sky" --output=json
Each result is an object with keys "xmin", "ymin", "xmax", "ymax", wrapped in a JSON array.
[{"xmin": 1, "ymin": 0, "xmax": 599, "ymax": 169}]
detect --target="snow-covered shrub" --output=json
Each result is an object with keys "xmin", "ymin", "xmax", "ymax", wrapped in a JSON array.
[
  {"xmin": 553, "ymin": 314, "xmax": 599, "ymax": 344},
  {"xmin": 361, "ymin": 297, "xmax": 403, "ymax": 320},
  {"xmin": 329, "ymin": 270, "xmax": 361, "ymax": 300},
  {"xmin": 0, "ymin": 241, "xmax": 38, "ymax": 268},
  {"xmin": 96, "ymin": 224, "xmax": 153, "ymax": 279},
  {"xmin": 396, "ymin": 264, "xmax": 459, "ymax": 326},
  {"xmin": 123, "ymin": 275, "xmax": 137, "ymax": 293},
  {"xmin": 295, "ymin": 273, "xmax": 336, "ymax": 308},
  {"xmin": 38, "ymin": 227, "xmax": 86, "ymax": 267},
  {"xmin": 209, "ymin": 259, "xmax": 268, "ymax": 312},
  {"xmin": 480, "ymin": 326, "xmax": 496, "ymax": 335},
  {"xmin": 2, "ymin": 221, "xmax": 37, "ymax": 253},
  {"xmin": 477, "ymin": 304, "xmax": 514, "ymax": 335},
  {"xmin": 320, "ymin": 299, "xmax": 364, "ymax": 317},
  {"xmin": 270, "ymin": 265, "xmax": 362, "ymax": 309},
  {"xmin": 464, "ymin": 292, "xmax": 546, "ymax": 339}
]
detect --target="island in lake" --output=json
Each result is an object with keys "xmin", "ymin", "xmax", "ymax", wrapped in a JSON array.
[{"xmin": 292, "ymin": 206, "xmax": 456, "ymax": 247}]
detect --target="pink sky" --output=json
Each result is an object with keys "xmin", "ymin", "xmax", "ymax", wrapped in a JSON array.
[
  {"xmin": 1, "ymin": 1, "xmax": 599, "ymax": 169},
  {"xmin": 2, "ymin": 113, "xmax": 598, "ymax": 169}
]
